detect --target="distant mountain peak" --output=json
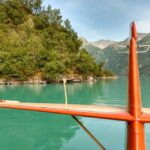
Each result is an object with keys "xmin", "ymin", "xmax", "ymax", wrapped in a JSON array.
[
  {"xmin": 80, "ymin": 32, "xmax": 150, "ymax": 76},
  {"xmin": 80, "ymin": 37, "xmax": 116, "ymax": 49},
  {"xmin": 81, "ymin": 33, "xmax": 149, "ymax": 50},
  {"xmin": 92, "ymin": 40, "xmax": 115, "ymax": 49},
  {"xmin": 123, "ymin": 33, "xmax": 149, "ymax": 43}
]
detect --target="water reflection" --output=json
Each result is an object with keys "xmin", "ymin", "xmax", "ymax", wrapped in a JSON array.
[
  {"xmin": 0, "ymin": 78, "xmax": 128, "ymax": 106},
  {"xmin": 0, "ymin": 110, "xmax": 79, "ymax": 150},
  {"xmin": 0, "ymin": 77, "xmax": 150, "ymax": 150},
  {"xmin": 0, "ymin": 77, "xmax": 149, "ymax": 107}
]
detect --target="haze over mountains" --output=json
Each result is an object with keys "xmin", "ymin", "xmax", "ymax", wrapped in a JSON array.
[{"xmin": 81, "ymin": 33, "xmax": 150, "ymax": 76}]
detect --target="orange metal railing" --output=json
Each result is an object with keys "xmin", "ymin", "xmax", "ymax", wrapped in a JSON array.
[{"xmin": 0, "ymin": 22, "xmax": 150, "ymax": 150}]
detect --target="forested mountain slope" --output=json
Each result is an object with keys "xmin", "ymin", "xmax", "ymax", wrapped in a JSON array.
[{"xmin": 0, "ymin": 0, "xmax": 112, "ymax": 83}]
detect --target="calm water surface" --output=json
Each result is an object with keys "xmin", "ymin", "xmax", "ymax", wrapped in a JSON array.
[{"xmin": 0, "ymin": 77, "xmax": 149, "ymax": 150}]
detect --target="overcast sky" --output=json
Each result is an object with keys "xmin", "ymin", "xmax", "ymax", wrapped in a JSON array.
[{"xmin": 43, "ymin": 0, "xmax": 150, "ymax": 42}]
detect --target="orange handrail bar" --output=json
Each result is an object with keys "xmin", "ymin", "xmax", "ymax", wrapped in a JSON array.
[{"xmin": 0, "ymin": 22, "xmax": 150, "ymax": 150}]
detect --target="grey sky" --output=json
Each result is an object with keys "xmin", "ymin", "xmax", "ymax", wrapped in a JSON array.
[{"xmin": 43, "ymin": 0, "xmax": 150, "ymax": 41}]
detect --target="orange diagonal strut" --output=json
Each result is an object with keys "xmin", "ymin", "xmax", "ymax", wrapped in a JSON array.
[{"xmin": 0, "ymin": 22, "xmax": 150, "ymax": 150}]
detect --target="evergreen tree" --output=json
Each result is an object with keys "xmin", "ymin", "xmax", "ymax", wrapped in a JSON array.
[
  {"xmin": 33, "ymin": 0, "xmax": 42, "ymax": 14},
  {"xmin": 46, "ymin": 5, "xmax": 62, "ymax": 25},
  {"xmin": 64, "ymin": 19, "xmax": 73, "ymax": 32}
]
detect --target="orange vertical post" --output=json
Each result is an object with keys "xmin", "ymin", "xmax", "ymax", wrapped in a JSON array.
[
  {"xmin": 1, "ymin": 21, "xmax": 150, "ymax": 149},
  {"xmin": 127, "ymin": 22, "xmax": 146, "ymax": 150}
]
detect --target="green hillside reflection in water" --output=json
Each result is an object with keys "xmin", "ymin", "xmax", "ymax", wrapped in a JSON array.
[{"xmin": 0, "ymin": 77, "xmax": 149, "ymax": 150}]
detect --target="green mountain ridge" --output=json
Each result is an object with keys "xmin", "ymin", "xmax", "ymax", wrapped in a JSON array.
[
  {"xmin": 83, "ymin": 44, "xmax": 106, "ymax": 63},
  {"xmin": 82, "ymin": 33, "xmax": 150, "ymax": 76}
]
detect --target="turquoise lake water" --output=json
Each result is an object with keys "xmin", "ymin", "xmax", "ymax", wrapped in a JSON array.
[{"xmin": 0, "ymin": 77, "xmax": 149, "ymax": 150}]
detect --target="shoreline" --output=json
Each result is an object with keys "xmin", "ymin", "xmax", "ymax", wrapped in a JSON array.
[
  {"xmin": 0, "ymin": 76, "xmax": 118, "ymax": 85},
  {"xmin": 95, "ymin": 76, "xmax": 119, "ymax": 80}
]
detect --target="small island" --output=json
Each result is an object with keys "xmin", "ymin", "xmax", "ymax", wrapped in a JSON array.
[{"xmin": 0, "ymin": 0, "xmax": 113, "ymax": 85}]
